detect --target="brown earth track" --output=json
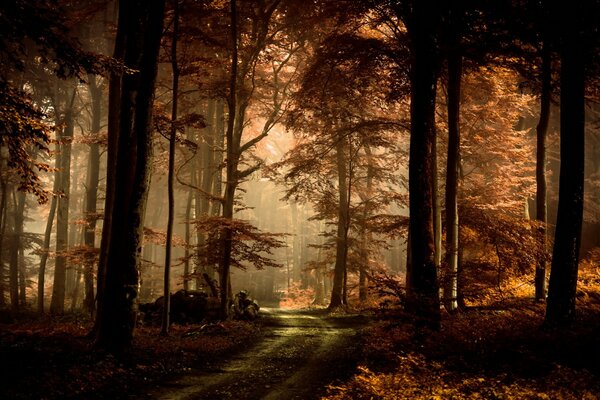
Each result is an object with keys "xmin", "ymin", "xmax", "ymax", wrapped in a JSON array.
[{"xmin": 136, "ymin": 308, "xmax": 370, "ymax": 400}]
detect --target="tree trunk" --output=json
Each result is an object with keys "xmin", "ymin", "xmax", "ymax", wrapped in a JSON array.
[
  {"xmin": 211, "ymin": 100, "xmax": 225, "ymax": 218},
  {"xmin": 432, "ymin": 133, "xmax": 442, "ymax": 270},
  {"xmin": 93, "ymin": 10, "xmax": 125, "ymax": 334},
  {"xmin": 161, "ymin": 0, "xmax": 179, "ymax": 335},
  {"xmin": 535, "ymin": 44, "xmax": 551, "ymax": 301},
  {"xmin": 329, "ymin": 136, "xmax": 350, "ymax": 309},
  {"xmin": 50, "ymin": 89, "xmax": 75, "ymax": 315},
  {"xmin": 38, "ymin": 139, "xmax": 60, "ymax": 313},
  {"xmin": 545, "ymin": 12, "xmax": 585, "ymax": 327},
  {"xmin": 0, "ymin": 176, "xmax": 7, "ymax": 307},
  {"xmin": 184, "ymin": 177, "xmax": 193, "ymax": 291},
  {"xmin": 18, "ymin": 244, "xmax": 26, "ymax": 307},
  {"xmin": 9, "ymin": 189, "xmax": 25, "ymax": 312},
  {"xmin": 83, "ymin": 75, "xmax": 103, "ymax": 316},
  {"xmin": 196, "ymin": 99, "xmax": 215, "ymax": 280},
  {"xmin": 444, "ymin": 45, "xmax": 462, "ymax": 312},
  {"xmin": 219, "ymin": 0, "xmax": 238, "ymax": 319},
  {"xmin": 359, "ymin": 146, "xmax": 375, "ymax": 302},
  {"xmin": 406, "ymin": 0, "xmax": 442, "ymax": 330},
  {"xmin": 95, "ymin": 0, "xmax": 165, "ymax": 353}
]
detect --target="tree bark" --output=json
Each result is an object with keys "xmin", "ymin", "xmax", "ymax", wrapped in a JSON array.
[
  {"xmin": 443, "ymin": 43, "xmax": 462, "ymax": 312},
  {"xmin": 83, "ymin": 75, "xmax": 103, "ymax": 316},
  {"xmin": 545, "ymin": 10, "xmax": 585, "ymax": 327},
  {"xmin": 9, "ymin": 189, "xmax": 25, "ymax": 312},
  {"xmin": 359, "ymin": 146, "xmax": 375, "ymax": 302},
  {"xmin": 405, "ymin": 0, "xmax": 442, "ymax": 330},
  {"xmin": 219, "ymin": 0, "xmax": 238, "ymax": 319},
  {"xmin": 50, "ymin": 88, "xmax": 75, "ymax": 315},
  {"xmin": 93, "ymin": 9, "xmax": 125, "ymax": 334},
  {"xmin": 161, "ymin": 0, "xmax": 180, "ymax": 335},
  {"xmin": 95, "ymin": 0, "xmax": 165, "ymax": 353},
  {"xmin": 0, "ymin": 176, "xmax": 7, "ymax": 307},
  {"xmin": 328, "ymin": 136, "xmax": 350, "ymax": 309},
  {"xmin": 535, "ymin": 44, "xmax": 551, "ymax": 301},
  {"xmin": 38, "ymin": 138, "xmax": 60, "ymax": 313}
]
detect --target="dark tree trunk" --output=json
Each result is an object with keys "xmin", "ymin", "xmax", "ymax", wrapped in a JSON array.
[
  {"xmin": 405, "ymin": 0, "xmax": 442, "ymax": 330},
  {"xmin": 93, "ymin": 12, "xmax": 125, "ymax": 334},
  {"xmin": 83, "ymin": 75, "xmax": 103, "ymax": 316},
  {"xmin": 535, "ymin": 44, "xmax": 551, "ymax": 301},
  {"xmin": 211, "ymin": 100, "xmax": 225, "ymax": 218},
  {"xmin": 545, "ymin": 12, "xmax": 585, "ymax": 327},
  {"xmin": 184, "ymin": 177, "xmax": 193, "ymax": 291},
  {"xmin": 329, "ymin": 136, "xmax": 350, "ymax": 309},
  {"xmin": 161, "ymin": 0, "xmax": 179, "ymax": 335},
  {"xmin": 196, "ymin": 99, "xmax": 215, "ymax": 281},
  {"xmin": 9, "ymin": 189, "xmax": 25, "ymax": 312},
  {"xmin": 359, "ymin": 146, "xmax": 375, "ymax": 302},
  {"xmin": 18, "ymin": 244, "xmax": 26, "ymax": 307},
  {"xmin": 50, "ymin": 90, "xmax": 74, "ymax": 315},
  {"xmin": 444, "ymin": 42, "xmax": 462, "ymax": 312},
  {"xmin": 95, "ymin": 0, "xmax": 165, "ymax": 353},
  {"xmin": 0, "ymin": 177, "xmax": 7, "ymax": 307},
  {"xmin": 38, "ymin": 139, "xmax": 59, "ymax": 313},
  {"xmin": 220, "ymin": 0, "xmax": 238, "ymax": 319}
]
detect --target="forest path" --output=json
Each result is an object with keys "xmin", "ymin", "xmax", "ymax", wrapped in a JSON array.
[{"xmin": 137, "ymin": 308, "xmax": 370, "ymax": 400}]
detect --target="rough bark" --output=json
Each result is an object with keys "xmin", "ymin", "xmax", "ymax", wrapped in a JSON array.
[
  {"xmin": 545, "ymin": 11, "xmax": 585, "ymax": 327},
  {"xmin": 359, "ymin": 146, "xmax": 375, "ymax": 302},
  {"xmin": 50, "ymin": 89, "xmax": 75, "ymax": 315},
  {"xmin": 83, "ymin": 75, "xmax": 103, "ymax": 315},
  {"xmin": 329, "ymin": 136, "xmax": 350, "ymax": 309},
  {"xmin": 9, "ymin": 189, "xmax": 25, "ymax": 312},
  {"xmin": 535, "ymin": 44, "xmax": 551, "ymax": 301},
  {"xmin": 443, "ymin": 44, "xmax": 462, "ymax": 312},
  {"xmin": 0, "ymin": 177, "xmax": 7, "ymax": 307},
  {"xmin": 95, "ymin": 0, "xmax": 165, "ymax": 353},
  {"xmin": 161, "ymin": 0, "xmax": 179, "ymax": 335},
  {"xmin": 37, "ymin": 136, "xmax": 61, "ymax": 313},
  {"xmin": 405, "ymin": 0, "xmax": 442, "ymax": 330},
  {"xmin": 94, "ymin": 4, "xmax": 124, "ymax": 334}
]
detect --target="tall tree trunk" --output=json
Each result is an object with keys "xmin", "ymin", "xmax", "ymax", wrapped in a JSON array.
[
  {"xmin": 83, "ymin": 75, "xmax": 103, "ymax": 316},
  {"xmin": 9, "ymin": 189, "xmax": 25, "ymax": 312},
  {"xmin": 290, "ymin": 199, "xmax": 301, "ymax": 283},
  {"xmin": 161, "ymin": 0, "xmax": 179, "ymax": 335},
  {"xmin": 196, "ymin": 99, "xmax": 215, "ymax": 280},
  {"xmin": 432, "ymin": 132, "xmax": 442, "ymax": 271},
  {"xmin": 38, "ymin": 139, "xmax": 60, "ymax": 313},
  {"xmin": 535, "ymin": 44, "xmax": 551, "ymax": 301},
  {"xmin": 406, "ymin": 0, "xmax": 442, "ymax": 330},
  {"xmin": 184, "ymin": 178, "xmax": 193, "ymax": 291},
  {"xmin": 444, "ymin": 45, "xmax": 462, "ymax": 312},
  {"xmin": 219, "ymin": 0, "xmax": 238, "ymax": 319},
  {"xmin": 329, "ymin": 136, "xmax": 350, "ymax": 309},
  {"xmin": 211, "ymin": 100, "xmax": 225, "ymax": 218},
  {"xmin": 95, "ymin": 0, "xmax": 165, "ymax": 353},
  {"xmin": 359, "ymin": 146, "xmax": 375, "ymax": 302},
  {"xmin": 50, "ymin": 88, "xmax": 75, "ymax": 315},
  {"xmin": 94, "ymin": 21, "xmax": 124, "ymax": 335},
  {"xmin": 0, "ymin": 176, "xmax": 7, "ymax": 307},
  {"xmin": 545, "ymin": 11, "xmax": 585, "ymax": 327},
  {"xmin": 18, "ymin": 244, "xmax": 26, "ymax": 307}
]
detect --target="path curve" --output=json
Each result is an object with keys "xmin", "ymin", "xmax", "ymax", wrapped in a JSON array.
[{"xmin": 138, "ymin": 308, "xmax": 368, "ymax": 400}]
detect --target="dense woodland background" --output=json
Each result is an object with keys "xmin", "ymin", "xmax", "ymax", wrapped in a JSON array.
[{"xmin": 1, "ymin": 0, "xmax": 600, "ymax": 373}]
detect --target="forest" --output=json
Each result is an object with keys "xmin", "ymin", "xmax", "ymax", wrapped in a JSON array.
[{"xmin": 1, "ymin": 0, "xmax": 600, "ymax": 399}]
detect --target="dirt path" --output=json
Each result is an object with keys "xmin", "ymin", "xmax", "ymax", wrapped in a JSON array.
[{"xmin": 136, "ymin": 308, "xmax": 369, "ymax": 400}]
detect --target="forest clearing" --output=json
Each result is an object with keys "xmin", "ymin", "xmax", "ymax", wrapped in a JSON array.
[{"xmin": 1, "ymin": 0, "xmax": 600, "ymax": 399}]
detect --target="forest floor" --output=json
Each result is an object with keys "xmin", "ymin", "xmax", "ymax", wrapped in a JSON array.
[
  {"xmin": 323, "ymin": 298, "xmax": 600, "ymax": 399},
  {"xmin": 1, "ymin": 297, "xmax": 600, "ymax": 399}
]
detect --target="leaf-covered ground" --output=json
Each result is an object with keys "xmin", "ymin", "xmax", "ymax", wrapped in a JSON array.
[
  {"xmin": 0, "ymin": 316, "xmax": 260, "ymax": 399},
  {"xmin": 324, "ymin": 300, "xmax": 600, "ymax": 399}
]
